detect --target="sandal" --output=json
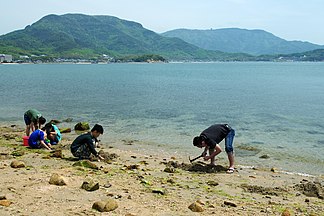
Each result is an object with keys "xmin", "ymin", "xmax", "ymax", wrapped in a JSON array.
[{"xmin": 226, "ymin": 168, "xmax": 235, "ymax": 174}]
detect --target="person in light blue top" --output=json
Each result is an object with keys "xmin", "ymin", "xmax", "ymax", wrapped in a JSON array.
[{"xmin": 45, "ymin": 123, "xmax": 62, "ymax": 145}]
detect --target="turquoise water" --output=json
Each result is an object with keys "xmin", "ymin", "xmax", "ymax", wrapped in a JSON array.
[{"xmin": 0, "ymin": 62, "xmax": 324, "ymax": 175}]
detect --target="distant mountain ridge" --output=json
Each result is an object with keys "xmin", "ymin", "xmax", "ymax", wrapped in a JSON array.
[
  {"xmin": 0, "ymin": 14, "xmax": 245, "ymax": 61},
  {"xmin": 161, "ymin": 28, "xmax": 324, "ymax": 55},
  {"xmin": 0, "ymin": 14, "xmax": 323, "ymax": 61}
]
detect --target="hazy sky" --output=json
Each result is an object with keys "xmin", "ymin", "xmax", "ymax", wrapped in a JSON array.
[{"xmin": 1, "ymin": 0, "xmax": 323, "ymax": 44}]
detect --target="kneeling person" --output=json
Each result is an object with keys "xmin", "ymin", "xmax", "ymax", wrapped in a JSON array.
[
  {"xmin": 71, "ymin": 124, "xmax": 104, "ymax": 160},
  {"xmin": 28, "ymin": 127, "xmax": 52, "ymax": 150}
]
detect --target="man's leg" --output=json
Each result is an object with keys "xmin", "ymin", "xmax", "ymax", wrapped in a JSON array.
[
  {"xmin": 24, "ymin": 114, "xmax": 31, "ymax": 136},
  {"xmin": 73, "ymin": 145, "xmax": 91, "ymax": 160},
  {"xmin": 227, "ymin": 152, "xmax": 235, "ymax": 169},
  {"xmin": 225, "ymin": 129, "xmax": 235, "ymax": 170},
  {"xmin": 26, "ymin": 125, "xmax": 31, "ymax": 136}
]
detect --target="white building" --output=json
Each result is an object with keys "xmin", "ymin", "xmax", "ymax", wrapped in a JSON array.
[{"xmin": 0, "ymin": 54, "xmax": 13, "ymax": 63}]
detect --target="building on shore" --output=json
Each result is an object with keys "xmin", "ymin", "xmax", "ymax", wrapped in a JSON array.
[{"xmin": 0, "ymin": 54, "xmax": 13, "ymax": 63}]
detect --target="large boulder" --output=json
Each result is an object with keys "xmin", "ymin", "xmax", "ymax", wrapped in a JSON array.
[
  {"xmin": 81, "ymin": 179, "xmax": 99, "ymax": 191},
  {"xmin": 74, "ymin": 122, "xmax": 90, "ymax": 131},
  {"xmin": 73, "ymin": 160, "xmax": 98, "ymax": 170},
  {"xmin": 59, "ymin": 127, "xmax": 71, "ymax": 133},
  {"xmin": 10, "ymin": 160, "xmax": 26, "ymax": 168}
]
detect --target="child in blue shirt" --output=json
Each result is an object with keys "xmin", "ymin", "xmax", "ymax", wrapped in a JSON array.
[{"xmin": 28, "ymin": 128, "xmax": 52, "ymax": 150}]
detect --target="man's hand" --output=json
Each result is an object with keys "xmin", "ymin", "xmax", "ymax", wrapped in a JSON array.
[{"xmin": 98, "ymin": 155, "xmax": 104, "ymax": 161}]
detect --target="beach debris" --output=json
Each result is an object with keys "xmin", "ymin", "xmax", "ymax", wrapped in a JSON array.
[
  {"xmin": 11, "ymin": 149, "xmax": 25, "ymax": 157},
  {"xmin": 294, "ymin": 180, "xmax": 324, "ymax": 199},
  {"xmin": 240, "ymin": 183, "xmax": 287, "ymax": 196},
  {"xmin": 59, "ymin": 127, "xmax": 72, "ymax": 133},
  {"xmin": 139, "ymin": 160, "xmax": 149, "ymax": 165},
  {"xmin": 81, "ymin": 179, "xmax": 100, "ymax": 191},
  {"xmin": 62, "ymin": 117, "xmax": 73, "ymax": 122},
  {"xmin": 92, "ymin": 199, "xmax": 118, "ymax": 212},
  {"xmin": 188, "ymin": 201, "xmax": 204, "ymax": 212},
  {"xmin": 49, "ymin": 119, "xmax": 61, "ymax": 124},
  {"xmin": 196, "ymin": 200, "xmax": 205, "ymax": 205},
  {"xmin": 152, "ymin": 188, "xmax": 166, "ymax": 195},
  {"xmin": 98, "ymin": 150, "xmax": 118, "ymax": 162},
  {"xmin": 103, "ymin": 182, "xmax": 112, "ymax": 188},
  {"xmin": 2, "ymin": 133, "xmax": 17, "ymax": 140},
  {"xmin": 188, "ymin": 163, "xmax": 227, "ymax": 173},
  {"xmin": 49, "ymin": 173, "xmax": 67, "ymax": 186},
  {"xmin": 51, "ymin": 149, "xmax": 63, "ymax": 158},
  {"xmin": 10, "ymin": 160, "xmax": 26, "ymax": 168},
  {"xmin": 281, "ymin": 208, "xmax": 291, "ymax": 216},
  {"xmin": 0, "ymin": 195, "xmax": 6, "ymax": 200},
  {"xmin": 122, "ymin": 139, "xmax": 138, "ymax": 145},
  {"xmin": 124, "ymin": 164, "xmax": 140, "ymax": 170},
  {"xmin": 206, "ymin": 180, "xmax": 219, "ymax": 187},
  {"xmin": 74, "ymin": 122, "xmax": 90, "ymax": 131},
  {"xmin": 164, "ymin": 167, "xmax": 176, "ymax": 173},
  {"xmin": 73, "ymin": 160, "xmax": 98, "ymax": 170},
  {"xmin": 162, "ymin": 160, "xmax": 228, "ymax": 173},
  {"xmin": 140, "ymin": 179, "xmax": 151, "ymax": 185},
  {"xmin": 102, "ymin": 167, "xmax": 111, "ymax": 173},
  {"xmin": 236, "ymin": 144, "xmax": 261, "ymax": 156},
  {"xmin": 166, "ymin": 178, "xmax": 176, "ymax": 184},
  {"xmin": 0, "ymin": 152, "xmax": 10, "ymax": 160},
  {"xmin": 224, "ymin": 200, "xmax": 237, "ymax": 207},
  {"xmin": 259, "ymin": 154, "xmax": 270, "ymax": 159},
  {"xmin": 270, "ymin": 167, "xmax": 277, "ymax": 172}
]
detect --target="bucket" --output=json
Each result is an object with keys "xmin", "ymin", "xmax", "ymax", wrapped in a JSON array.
[{"xmin": 22, "ymin": 136, "xmax": 29, "ymax": 146}]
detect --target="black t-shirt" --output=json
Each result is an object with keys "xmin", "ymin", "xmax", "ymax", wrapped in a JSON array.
[{"xmin": 200, "ymin": 124, "xmax": 231, "ymax": 148}]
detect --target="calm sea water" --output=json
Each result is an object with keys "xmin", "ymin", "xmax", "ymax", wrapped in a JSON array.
[{"xmin": 0, "ymin": 62, "xmax": 324, "ymax": 175}]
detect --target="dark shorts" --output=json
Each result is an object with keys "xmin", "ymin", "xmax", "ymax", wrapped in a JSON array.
[
  {"xmin": 24, "ymin": 114, "xmax": 31, "ymax": 125},
  {"xmin": 72, "ymin": 144, "xmax": 91, "ymax": 160}
]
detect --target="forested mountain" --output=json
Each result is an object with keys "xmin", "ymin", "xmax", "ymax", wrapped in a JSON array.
[
  {"xmin": 0, "ymin": 14, "xmax": 251, "ymax": 61},
  {"xmin": 0, "ymin": 14, "xmax": 323, "ymax": 62},
  {"xmin": 162, "ymin": 28, "xmax": 324, "ymax": 55}
]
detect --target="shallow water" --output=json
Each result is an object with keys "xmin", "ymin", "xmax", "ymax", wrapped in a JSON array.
[{"xmin": 1, "ymin": 62, "xmax": 324, "ymax": 175}]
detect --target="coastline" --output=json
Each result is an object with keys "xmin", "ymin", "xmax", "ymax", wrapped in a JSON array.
[{"xmin": 1, "ymin": 124, "xmax": 323, "ymax": 215}]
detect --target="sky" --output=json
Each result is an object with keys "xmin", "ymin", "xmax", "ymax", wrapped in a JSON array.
[{"xmin": 1, "ymin": 0, "xmax": 324, "ymax": 45}]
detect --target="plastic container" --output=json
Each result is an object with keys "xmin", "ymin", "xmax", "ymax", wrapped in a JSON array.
[{"xmin": 22, "ymin": 136, "xmax": 29, "ymax": 146}]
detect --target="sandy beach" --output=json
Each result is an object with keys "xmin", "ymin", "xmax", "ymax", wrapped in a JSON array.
[{"xmin": 0, "ymin": 125, "xmax": 323, "ymax": 216}]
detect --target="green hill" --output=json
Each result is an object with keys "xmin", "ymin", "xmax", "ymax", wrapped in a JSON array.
[
  {"xmin": 162, "ymin": 28, "xmax": 324, "ymax": 55},
  {"xmin": 0, "ymin": 14, "xmax": 251, "ymax": 61}
]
